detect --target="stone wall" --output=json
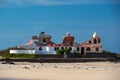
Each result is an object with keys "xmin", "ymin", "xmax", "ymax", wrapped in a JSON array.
[
  {"xmin": 35, "ymin": 53, "xmax": 117, "ymax": 59},
  {"xmin": 84, "ymin": 53, "xmax": 116, "ymax": 58}
]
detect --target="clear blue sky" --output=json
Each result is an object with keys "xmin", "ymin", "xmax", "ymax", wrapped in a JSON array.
[{"xmin": 0, "ymin": 0, "xmax": 120, "ymax": 53}]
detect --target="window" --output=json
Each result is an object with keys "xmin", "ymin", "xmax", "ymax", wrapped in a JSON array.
[
  {"xmin": 34, "ymin": 41, "xmax": 37, "ymax": 44},
  {"xmin": 94, "ymin": 39, "xmax": 97, "ymax": 44},
  {"xmin": 86, "ymin": 47, "xmax": 91, "ymax": 51},
  {"xmin": 77, "ymin": 47, "xmax": 79, "ymax": 51},
  {"xmin": 54, "ymin": 47, "xmax": 56, "ymax": 51},
  {"xmin": 39, "ymin": 47, "xmax": 42, "ymax": 51},
  {"xmin": 43, "ymin": 39, "xmax": 46, "ymax": 42},
  {"xmin": 98, "ymin": 38, "xmax": 101, "ymax": 43},
  {"xmin": 96, "ymin": 48, "xmax": 99, "ymax": 51},
  {"xmin": 89, "ymin": 40, "xmax": 92, "ymax": 44}
]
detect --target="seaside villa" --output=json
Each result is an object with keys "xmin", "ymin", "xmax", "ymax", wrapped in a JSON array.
[{"xmin": 10, "ymin": 32, "xmax": 102, "ymax": 55}]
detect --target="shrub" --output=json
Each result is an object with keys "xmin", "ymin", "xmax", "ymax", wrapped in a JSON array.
[
  {"xmin": 2, "ymin": 54, "xmax": 35, "ymax": 58},
  {"xmin": 56, "ymin": 48, "xmax": 70, "ymax": 56},
  {"xmin": 56, "ymin": 49, "xmax": 64, "ymax": 55},
  {"xmin": 116, "ymin": 54, "xmax": 120, "ymax": 60},
  {"xmin": 102, "ymin": 50, "xmax": 111, "ymax": 53},
  {"xmin": 106, "ymin": 57, "xmax": 117, "ymax": 62}
]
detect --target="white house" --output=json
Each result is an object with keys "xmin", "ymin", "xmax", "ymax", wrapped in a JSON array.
[{"xmin": 10, "ymin": 32, "xmax": 102, "ymax": 55}]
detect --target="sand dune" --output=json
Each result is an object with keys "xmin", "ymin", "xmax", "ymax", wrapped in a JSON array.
[{"xmin": 0, "ymin": 62, "xmax": 120, "ymax": 80}]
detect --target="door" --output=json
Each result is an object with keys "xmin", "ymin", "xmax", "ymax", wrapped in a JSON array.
[{"xmin": 81, "ymin": 47, "xmax": 84, "ymax": 55}]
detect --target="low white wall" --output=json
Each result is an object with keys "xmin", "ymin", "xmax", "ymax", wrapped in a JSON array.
[{"xmin": 10, "ymin": 50, "xmax": 35, "ymax": 54}]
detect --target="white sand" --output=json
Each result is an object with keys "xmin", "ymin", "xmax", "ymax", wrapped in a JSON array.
[{"xmin": 0, "ymin": 62, "xmax": 120, "ymax": 80}]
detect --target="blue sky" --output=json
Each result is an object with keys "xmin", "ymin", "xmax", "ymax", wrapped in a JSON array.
[{"xmin": 0, "ymin": 0, "xmax": 120, "ymax": 53}]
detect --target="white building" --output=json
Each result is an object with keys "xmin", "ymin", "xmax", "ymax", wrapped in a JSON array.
[{"xmin": 10, "ymin": 32, "xmax": 102, "ymax": 55}]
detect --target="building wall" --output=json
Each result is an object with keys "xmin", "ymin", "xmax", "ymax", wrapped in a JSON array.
[
  {"xmin": 35, "ymin": 46, "xmax": 75, "ymax": 54},
  {"xmin": 35, "ymin": 46, "xmax": 56, "ymax": 54},
  {"xmin": 74, "ymin": 47, "xmax": 102, "ymax": 54},
  {"xmin": 85, "ymin": 48, "xmax": 102, "ymax": 53}
]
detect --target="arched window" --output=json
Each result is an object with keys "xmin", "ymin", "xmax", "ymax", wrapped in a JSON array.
[
  {"xmin": 54, "ymin": 47, "xmax": 59, "ymax": 51},
  {"xmin": 98, "ymin": 38, "xmax": 101, "ymax": 43},
  {"xmin": 89, "ymin": 40, "xmax": 92, "ymax": 44},
  {"xmin": 39, "ymin": 47, "xmax": 42, "ymax": 51},
  {"xmin": 86, "ymin": 47, "xmax": 91, "ymax": 51},
  {"xmin": 34, "ymin": 41, "xmax": 37, "ymax": 44},
  {"xmin": 43, "ymin": 39, "xmax": 46, "ymax": 42},
  {"xmin": 77, "ymin": 47, "xmax": 79, "ymax": 51},
  {"xmin": 96, "ymin": 48, "xmax": 99, "ymax": 51},
  {"xmin": 94, "ymin": 39, "xmax": 97, "ymax": 44}
]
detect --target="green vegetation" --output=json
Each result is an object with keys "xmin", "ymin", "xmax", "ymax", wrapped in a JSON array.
[
  {"xmin": 0, "ymin": 49, "xmax": 9, "ymax": 57},
  {"xmin": 56, "ymin": 48, "xmax": 81, "ymax": 58},
  {"xmin": 106, "ymin": 57, "xmax": 117, "ymax": 62},
  {"xmin": 0, "ymin": 47, "xmax": 26, "ymax": 57},
  {"xmin": 56, "ymin": 48, "xmax": 70, "ymax": 56},
  {"xmin": 102, "ymin": 50, "xmax": 111, "ymax": 53},
  {"xmin": 116, "ymin": 54, "xmax": 120, "ymax": 60},
  {"xmin": 1, "ymin": 54, "xmax": 35, "ymax": 58}
]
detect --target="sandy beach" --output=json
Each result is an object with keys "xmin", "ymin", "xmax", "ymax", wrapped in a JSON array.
[{"xmin": 0, "ymin": 62, "xmax": 120, "ymax": 80}]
